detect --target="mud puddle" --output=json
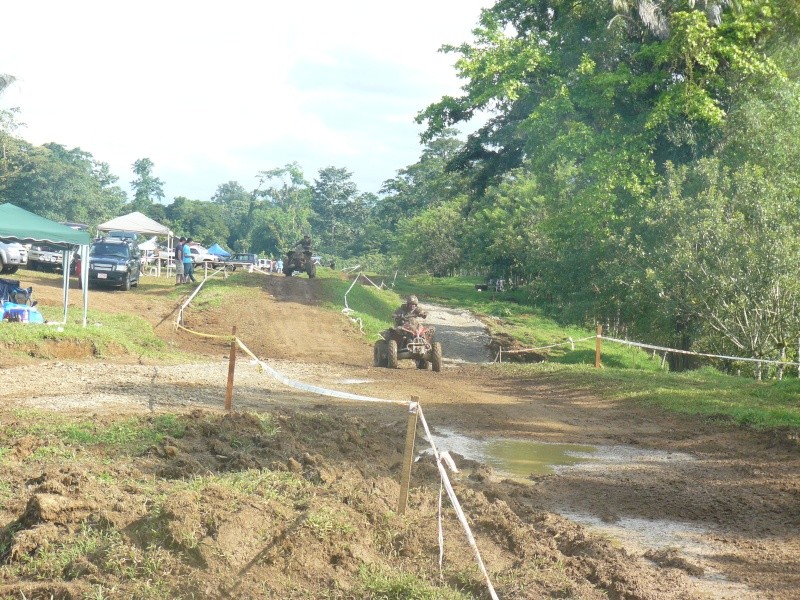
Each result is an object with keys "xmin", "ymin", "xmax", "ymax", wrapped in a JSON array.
[
  {"xmin": 425, "ymin": 429, "xmax": 756, "ymax": 599},
  {"xmin": 425, "ymin": 427, "xmax": 595, "ymax": 476}
]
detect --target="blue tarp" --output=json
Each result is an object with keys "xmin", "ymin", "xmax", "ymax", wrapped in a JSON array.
[{"xmin": 207, "ymin": 243, "xmax": 231, "ymax": 257}]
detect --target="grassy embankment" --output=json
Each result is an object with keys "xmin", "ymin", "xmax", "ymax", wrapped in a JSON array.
[
  {"xmin": 321, "ymin": 269, "xmax": 800, "ymax": 430},
  {"xmin": 0, "ymin": 270, "xmax": 242, "ymax": 362}
]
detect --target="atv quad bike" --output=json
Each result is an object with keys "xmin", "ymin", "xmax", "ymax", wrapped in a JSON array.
[
  {"xmin": 283, "ymin": 249, "xmax": 317, "ymax": 278},
  {"xmin": 373, "ymin": 317, "xmax": 443, "ymax": 372}
]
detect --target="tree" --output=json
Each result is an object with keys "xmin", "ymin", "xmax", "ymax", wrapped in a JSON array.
[
  {"xmin": 0, "ymin": 143, "xmax": 127, "ymax": 223},
  {"xmin": 396, "ymin": 199, "xmax": 466, "ymax": 276},
  {"xmin": 310, "ymin": 167, "xmax": 359, "ymax": 257},
  {"xmin": 165, "ymin": 197, "xmax": 230, "ymax": 247},
  {"xmin": 130, "ymin": 158, "xmax": 165, "ymax": 212}
]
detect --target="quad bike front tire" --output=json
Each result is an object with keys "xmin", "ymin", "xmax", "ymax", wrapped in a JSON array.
[
  {"xmin": 307, "ymin": 263, "xmax": 317, "ymax": 278},
  {"xmin": 386, "ymin": 340, "xmax": 398, "ymax": 369},
  {"xmin": 431, "ymin": 342, "xmax": 443, "ymax": 372},
  {"xmin": 283, "ymin": 266, "xmax": 293, "ymax": 276},
  {"xmin": 373, "ymin": 340, "xmax": 387, "ymax": 367}
]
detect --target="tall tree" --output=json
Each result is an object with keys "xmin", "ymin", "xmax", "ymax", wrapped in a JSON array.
[
  {"xmin": 310, "ymin": 167, "xmax": 359, "ymax": 257},
  {"xmin": 130, "ymin": 158, "xmax": 165, "ymax": 212}
]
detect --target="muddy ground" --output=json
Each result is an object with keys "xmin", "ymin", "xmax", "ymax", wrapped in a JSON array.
[{"xmin": 0, "ymin": 269, "xmax": 798, "ymax": 599}]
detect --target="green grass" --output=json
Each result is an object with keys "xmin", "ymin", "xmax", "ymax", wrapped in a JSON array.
[
  {"xmin": 5, "ymin": 411, "xmax": 187, "ymax": 457},
  {"xmin": 313, "ymin": 269, "xmax": 404, "ymax": 340},
  {"xmin": 0, "ymin": 308, "xmax": 170, "ymax": 359},
  {"xmin": 501, "ymin": 362, "xmax": 800, "ymax": 429},
  {"xmin": 357, "ymin": 563, "xmax": 471, "ymax": 599}
]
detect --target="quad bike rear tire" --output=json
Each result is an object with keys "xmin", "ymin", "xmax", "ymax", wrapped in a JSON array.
[
  {"xmin": 431, "ymin": 342, "xmax": 443, "ymax": 372},
  {"xmin": 386, "ymin": 340, "xmax": 398, "ymax": 369},
  {"xmin": 373, "ymin": 340, "xmax": 387, "ymax": 367},
  {"xmin": 307, "ymin": 263, "xmax": 317, "ymax": 278}
]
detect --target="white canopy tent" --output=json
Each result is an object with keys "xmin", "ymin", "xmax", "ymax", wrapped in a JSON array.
[
  {"xmin": 97, "ymin": 211, "xmax": 173, "ymax": 238},
  {"xmin": 97, "ymin": 212, "xmax": 174, "ymax": 277}
]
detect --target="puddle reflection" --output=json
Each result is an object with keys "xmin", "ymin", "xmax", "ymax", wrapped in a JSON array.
[{"xmin": 424, "ymin": 427, "xmax": 596, "ymax": 477}]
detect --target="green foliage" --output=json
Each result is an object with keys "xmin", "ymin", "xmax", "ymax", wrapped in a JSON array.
[
  {"xmin": 396, "ymin": 199, "xmax": 466, "ymax": 276},
  {"xmin": 0, "ymin": 141, "xmax": 127, "ymax": 224},
  {"xmin": 165, "ymin": 196, "xmax": 230, "ymax": 247},
  {"xmin": 130, "ymin": 157, "xmax": 165, "ymax": 212}
]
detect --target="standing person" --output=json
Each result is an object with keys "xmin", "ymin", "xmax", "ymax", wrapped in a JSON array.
[
  {"xmin": 175, "ymin": 237, "xmax": 186, "ymax": 285},
  {"xmin": 276, "ymin": 257, "xmax": 283, "ymax": 274},
  {"xmin": 183, "ymin": 238, "xmax": 196, "ymax": 284}
]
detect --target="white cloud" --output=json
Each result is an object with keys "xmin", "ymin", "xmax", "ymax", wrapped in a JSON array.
[{"xmin": 1, "ymin": 0, "xmax": 490, "ymax": 201}]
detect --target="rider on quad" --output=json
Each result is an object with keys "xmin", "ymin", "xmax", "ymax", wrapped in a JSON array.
[
  {"xmin": 393, "ymin": 295, "xmax": 427, "ymax": 326},
  {"xmin": 373, "ymin": 294, "xmax": 442, "ymax": 371}
]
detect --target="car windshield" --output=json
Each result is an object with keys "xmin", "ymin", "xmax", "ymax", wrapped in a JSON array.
[{"xmin": 91, "ymin": 244, "xmax": 129, "ymax": 259}]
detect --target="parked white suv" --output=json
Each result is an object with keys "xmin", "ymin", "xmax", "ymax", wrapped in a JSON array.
[{"xmin": 0, "ymin": 241, "xmax": 28, "ymax": 274}]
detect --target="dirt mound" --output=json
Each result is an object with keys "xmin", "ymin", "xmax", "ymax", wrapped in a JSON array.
[{"xmin": 0, "ymin": 409, "xmax": 705, "ymax": 599}]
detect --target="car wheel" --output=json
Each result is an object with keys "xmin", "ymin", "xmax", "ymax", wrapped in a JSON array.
[{"xmin": 123, "ymin": 273, "xmax": 131, "ymax": 291}]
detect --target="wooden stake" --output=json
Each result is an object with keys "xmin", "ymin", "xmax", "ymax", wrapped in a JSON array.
[
  {"xmin": 397, "ymin": 397, "xmax": 419, "ymax": 515},
  {"xmin": 225, "ymin": 326, "xmax": 237, "ymax": 411},
  {"xmin": 595, "ymin": 324, "xmax": 602, "ymax": 368}
]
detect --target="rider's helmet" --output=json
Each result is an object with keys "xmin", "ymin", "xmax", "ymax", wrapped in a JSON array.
[{"xmin": 406, "ymin": 295, "xmax": 418, "ymax": 306}]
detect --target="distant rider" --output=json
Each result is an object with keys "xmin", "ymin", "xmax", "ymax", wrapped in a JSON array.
[{"xmin": 294, "ymin": 234, "xmax": 313, "ymax": 255}]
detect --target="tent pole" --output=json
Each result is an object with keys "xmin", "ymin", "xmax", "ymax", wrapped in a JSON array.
[
  {"xmin": 62, "ymin": 249, "xmax": 70, "ymax": 323},
  {"xmin": 81, "ymin": 244, "xmax": 89, "ymax": 327}
]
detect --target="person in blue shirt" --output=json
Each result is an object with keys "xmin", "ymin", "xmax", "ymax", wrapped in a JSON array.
[{"xmin": 183, "ymin": 238, "xmax": 197, "ymax": 283}]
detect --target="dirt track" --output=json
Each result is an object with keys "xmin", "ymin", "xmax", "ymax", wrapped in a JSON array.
[{"xmin": 2, "ymin": 270, "xmax": 799, "ymax": 599}]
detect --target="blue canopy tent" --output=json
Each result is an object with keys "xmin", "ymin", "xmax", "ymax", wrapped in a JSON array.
[{"xmin": 207, "ymin": 243, "xmax": 231, "ymax": 257}]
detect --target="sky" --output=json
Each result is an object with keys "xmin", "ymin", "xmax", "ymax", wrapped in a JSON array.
[{"xmin": 1, "ymin": 0, "xmax": 491, "ymax": 203}]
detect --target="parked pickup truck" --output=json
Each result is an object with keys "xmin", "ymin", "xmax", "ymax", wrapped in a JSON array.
[
  {"xmin": 0, "ymin": 241, "xmax": 28, "ymax": 274},
  {"xmin": 28, "ymin": 244, "xmax": 66, "ymax": 272}
]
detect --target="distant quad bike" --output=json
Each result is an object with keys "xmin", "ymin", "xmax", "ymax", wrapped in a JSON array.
[
  {"xmin": 374, "ymin": 317, "xmax": 443, "ymax": 372},
  {"xmin": 283, "ymin": 249, "xmax": 316, "ymax": 278}
]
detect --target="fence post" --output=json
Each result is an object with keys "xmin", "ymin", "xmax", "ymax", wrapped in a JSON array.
[
  {"xmin": 225, "ymin": 326, "xmax": 237, "ymax": 411},
  {"xmin": 595, "ymin": 324, "xmax": 603, "ymax": 368},
  {"xmin": 397, "ymin": 397, "xmax": 419, "ymax": 515}
]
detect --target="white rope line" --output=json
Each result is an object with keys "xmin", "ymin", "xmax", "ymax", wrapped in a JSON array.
[
  {"xmin": 500, "ymin": 335, "xmax": 595, "ymax": 357},
  {"xmin": 602, "ymin": 336, "xmax": 800, "ymax": 367},
  {"xmin": 417, "ymin": 406, "xmax": 499, "ymax": 600},
  {"xmin": 176, "ymin": 267, "xmax": 226, "ymax": 325},
  {"xmin": 235, "ymin": 339, "xmax": 404, "ymax": 404}
]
